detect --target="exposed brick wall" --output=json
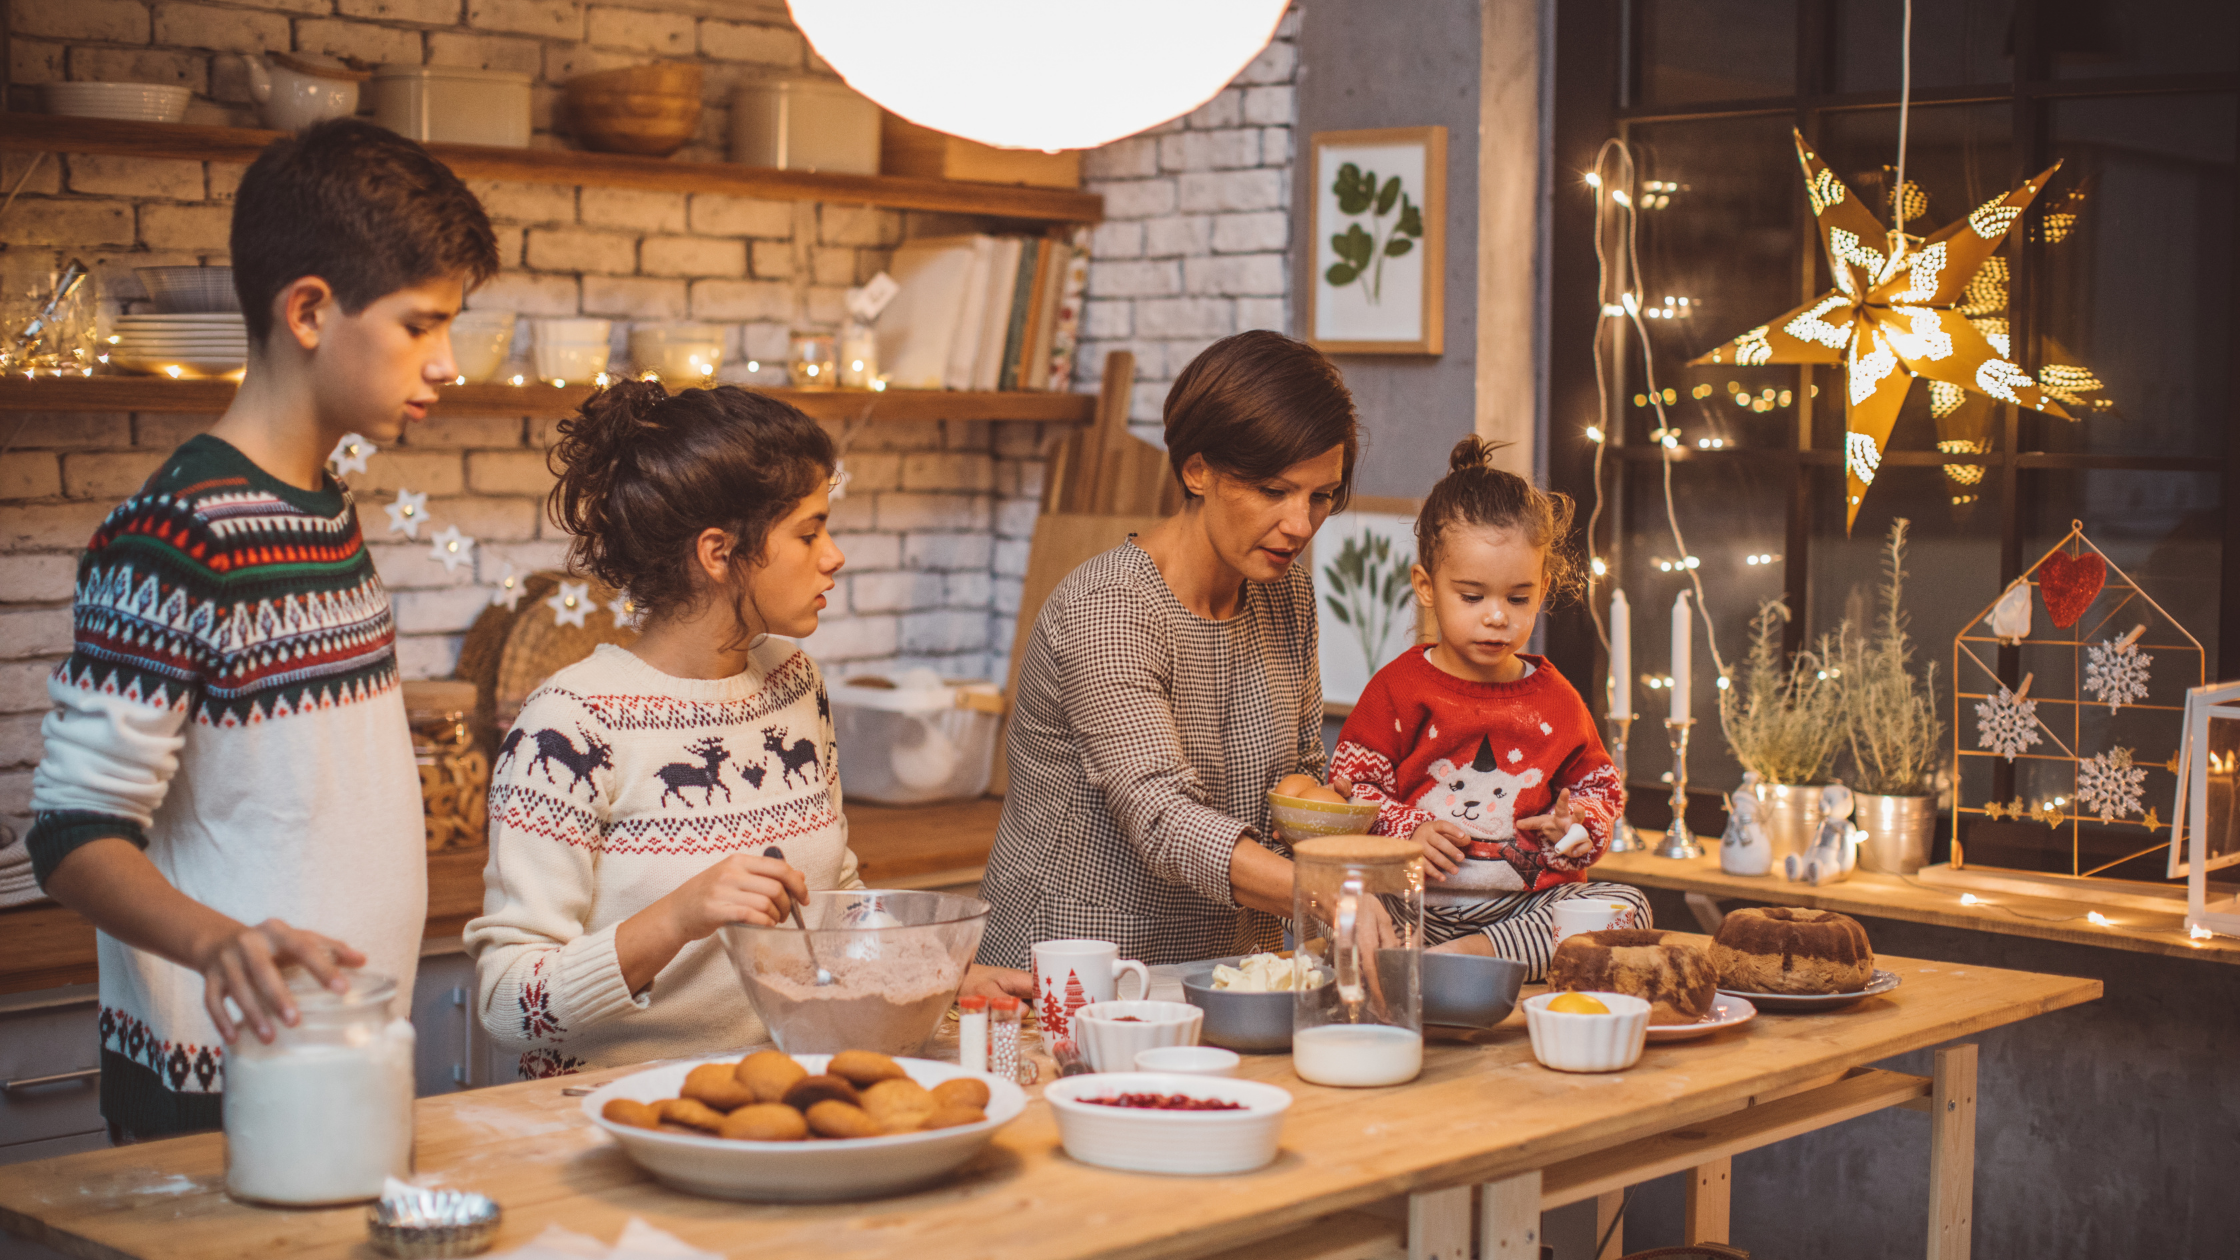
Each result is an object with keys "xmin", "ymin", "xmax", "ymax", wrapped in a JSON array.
[{"xmin": 0, "ymin": 0, "xmax": 1302, "ymax": 840}]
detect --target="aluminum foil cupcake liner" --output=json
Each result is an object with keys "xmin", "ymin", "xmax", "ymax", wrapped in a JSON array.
[{"xmin": 368, "ymin": 1189, "xmax": 500, "ymax": 1258}]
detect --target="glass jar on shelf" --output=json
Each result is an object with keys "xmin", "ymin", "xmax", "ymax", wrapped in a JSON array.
[{"xmin": 789, "ymin": 329, "xmax": 838, "ymax": 390}]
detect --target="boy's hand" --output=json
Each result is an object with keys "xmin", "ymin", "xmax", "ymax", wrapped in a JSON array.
[
  {"xmin": 657, "ymin": 853, "xmax": 807, "ymax": 944},
  {"xmin": 197, "ymin": 919, "xmax": 366, "ymax": 1044},
  {"xmin": 1409, "ymin": 819, "xmax": 1471, "ymax": 879},
  {"xmin": 1516, "ymin": 790, "xmax": 1588, "ymax": 851}
]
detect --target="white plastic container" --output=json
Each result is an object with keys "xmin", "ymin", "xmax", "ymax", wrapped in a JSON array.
[
  {"xmin": 224, "ymin": 971, "xmax": 414, "ymax": 1206},
  {"xmin": 830, "ymin": 670, "xmax": 1002, "ymax": 804},
  {"xmin": 730, "ymin": 75, "xmax": 880, "ymax": 174},
  {"xmin": 373, "ymin": 65, "xmax": 531, "ymax": 148}
]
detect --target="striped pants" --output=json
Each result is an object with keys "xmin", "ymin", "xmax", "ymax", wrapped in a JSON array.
[{"xmin": 1423, "ymin": 881, "xmax": 1654, "ymax": 982}]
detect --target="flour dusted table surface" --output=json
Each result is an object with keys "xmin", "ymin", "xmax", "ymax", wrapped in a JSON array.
[{"xmin": 0, "ymin": 946, "xmax": 2097, "ymax": 1260}]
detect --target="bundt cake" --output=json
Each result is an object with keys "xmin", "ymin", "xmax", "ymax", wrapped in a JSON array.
[
  {"xmin": 1710, "ymin": 906, "xmax": 1874, "ymax": 995},
  {"xmin": 1548, "ymin": 929, "xmax": 1717, "ymax": 1024}
]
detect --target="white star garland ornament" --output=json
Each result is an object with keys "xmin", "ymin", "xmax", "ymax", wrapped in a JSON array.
[
  {"xmin": 2076, "ymin": 746, "xmax": 2146, "ymax": 823},
  {"xmin": 1974, "ymin": 678, "xmax": 2044, "ymax": 763},
  {"xmin": 2083, "ymin": 628, "xmax": 2152, "ymax": 715},
  {"xmin": 327, "ymin": 432, "xmax": 374, "ymax": 477},
  {"xmin": 428, "ymin": 525, "xmax": 475, "ymax": 574},
  {"xmin": 490, "ymin": 563, "xmax": 525, "ymax": 611},
  {"xmin": 383, "ymin": 488, "xmax": 429, "ymax": 540},
  {"xmin": 607, "ymin": 592, "xmax": 641, "ymax": 626},
  {"xmin": 547, "ymin": 580, "xmax": 591, "ymax": 629}
]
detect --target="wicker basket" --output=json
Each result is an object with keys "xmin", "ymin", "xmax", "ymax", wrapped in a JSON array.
[{"xmin": 492, "ymin": 571, "xmax": 640, "ymax": 721}]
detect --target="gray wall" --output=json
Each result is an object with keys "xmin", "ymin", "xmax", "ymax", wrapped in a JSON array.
[{"xmin": 1295, "ymin": 0, "xmax": 1485, "ymax": 500}]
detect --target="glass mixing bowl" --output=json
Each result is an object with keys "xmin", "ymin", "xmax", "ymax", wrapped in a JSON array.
[{"xmin": 721, "ymin": 890, "xmax": 988, "ymax": 1056}]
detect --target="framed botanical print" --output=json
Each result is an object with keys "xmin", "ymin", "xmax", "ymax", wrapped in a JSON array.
[{"xmin": 1305, "ymin": 126, "xmax": 1446, "ymax": 355}]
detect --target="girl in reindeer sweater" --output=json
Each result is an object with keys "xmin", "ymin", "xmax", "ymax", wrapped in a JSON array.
[
  {"xmin": 466, "ymin": 382, "xmax": 863, "ymax": 1079},
  {"xmin": 1330, "ymin": 438, "xmax": 1645, "ymax": 980}
]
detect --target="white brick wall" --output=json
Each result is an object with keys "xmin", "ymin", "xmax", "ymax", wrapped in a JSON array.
[{"xmin": 1075, "ymin": 8, "xmax": 1301, "ymax": 432}]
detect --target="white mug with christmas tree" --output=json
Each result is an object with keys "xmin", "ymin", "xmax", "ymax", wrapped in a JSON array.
[{"xmin": 1032, "ymin": 939, "xmax": 1151, "ymax": 1042}]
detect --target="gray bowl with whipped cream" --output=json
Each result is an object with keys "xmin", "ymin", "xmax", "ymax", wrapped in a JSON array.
[{"xmin": 1179, "ymin": 953, "xmax": 1330, "ymax": 1053}]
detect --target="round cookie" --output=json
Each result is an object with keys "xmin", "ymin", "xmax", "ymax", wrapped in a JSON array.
[
  {"xmin": 1548, "ymin": 929, "xmax": 1717, "ymax": 1024},
  {"xmin": 1709, "ymin": 906, "xmax": 1873, "ymax": 995}
]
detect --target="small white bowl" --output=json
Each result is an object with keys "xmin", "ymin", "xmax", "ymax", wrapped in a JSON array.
[
  {"xmin": 450, "ymin": 310, "xmax": 516, "ymax": 383},
  {"xmin": 1522, "ymin": 991, "xmax": 1651, "ymax": 1073},
  {"xmin": 532, "ymin": 318, "xmax": 612, "ymax": 385},
  {"xmin": 1133, "ymin": 1046, "xmax": 1239, "ymax": 1076},
  {"xmin": 1070, "ymin": 1000, "xmax": 1202, "ymax": 1073},
  {"xmin": 1043, "ymin": 1071, "xmax": 1290, "ymax": 1175},
  {"xmin": 45, "ymin": 82, "xmax": 192, "ymax": 123}
]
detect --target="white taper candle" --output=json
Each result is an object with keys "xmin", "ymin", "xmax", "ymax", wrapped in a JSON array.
[
  {"xmin": 1607, "ymin": 589, "xmax": 1632, "ymax": 719},
  {"xmin": 1670, "ymin": 589, "xmax": 1692, "ymax": 721}
]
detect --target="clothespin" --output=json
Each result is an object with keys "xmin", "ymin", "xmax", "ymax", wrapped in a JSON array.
[
  {"xmin": 2012, "ymin": 673, "xmax": 2034, "ymax": 702},
  {"xmin": 2115, "ymin": 624, "xmax": 2147, "ymax": 651}
]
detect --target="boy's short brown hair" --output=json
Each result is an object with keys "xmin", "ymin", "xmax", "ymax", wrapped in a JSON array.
[{"xmin": 230, "ymin": 119, "xmax": 499, "ymax": 342}]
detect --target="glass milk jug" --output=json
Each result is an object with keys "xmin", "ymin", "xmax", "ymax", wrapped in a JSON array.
[
  {"xmin": 225, "ymin": 970, "xmax": 415, "ymax": 1206},
  {"xmin": 1291, "ymin": 835, "xmax": 1425, "ymax": 1087}
]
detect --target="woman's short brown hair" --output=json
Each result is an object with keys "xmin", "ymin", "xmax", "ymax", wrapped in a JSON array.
[{"xmin": 1162, "ymin": 331, "xmax": 1358, "ymax": 509}]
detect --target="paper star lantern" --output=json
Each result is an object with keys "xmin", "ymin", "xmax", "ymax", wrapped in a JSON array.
[
  {"xmin": 327, "ymin": 432, "xmax": 374, "ymax": 478},
  {"xmin": 383, "ymin": 489, "xmax": 429, "ymax": 539},
  {"xmin": 490, "ymin": 563, "xmax": 525, "ymax": 612},
  {"xmin": 428, "ymin": 525, "xmax": 475, "ymax": 574},
  {"xmin": 1694, "ymin": 131, "xmax": 2072, "ymax": 529},
  {"xmin": 547, "ymin": 580, "xmax": 591, "ymax": 629}
]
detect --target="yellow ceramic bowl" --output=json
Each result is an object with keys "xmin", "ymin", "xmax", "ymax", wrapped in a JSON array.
[{"xmin": 1264, "ymin": 789, "xmax": 1381, "ymax": 844}]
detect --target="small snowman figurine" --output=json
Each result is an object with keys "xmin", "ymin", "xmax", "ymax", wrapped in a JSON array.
[
  {"xmin": 1786, "ymin": 783, "xmax": 1861, "ymax": 885},
  {"xmin": 1720, "ymin": 775, "xmax": 1773, "ymax": 877}
]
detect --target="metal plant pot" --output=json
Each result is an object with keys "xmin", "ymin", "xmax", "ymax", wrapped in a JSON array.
[
  {"xmin": 1855, "ymin": 793, "xmax": 1937, "ymax": 874},
  {"xmin": 1751, "ymin": 781, "xmax": 1824, "ymax": 866}
]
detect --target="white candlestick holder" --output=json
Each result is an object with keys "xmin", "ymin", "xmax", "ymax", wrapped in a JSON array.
[{"xmin": 1606, "ymin": 714, "xmax": 1642, "ymax": 853}]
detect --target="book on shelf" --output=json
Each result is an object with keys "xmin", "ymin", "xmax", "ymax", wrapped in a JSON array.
[{"xmin": 874, "ymin": 227, "xmax": 1087, "ymax": 393}]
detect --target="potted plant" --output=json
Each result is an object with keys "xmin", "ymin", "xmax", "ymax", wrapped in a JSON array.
[
  {"xmin": 1718, "ymin": 598, "xmax": 1845, "ymax": 865},
  {"xmin": 1836, "ymin": 520, "xmax": 1945, "ymax": 873}
]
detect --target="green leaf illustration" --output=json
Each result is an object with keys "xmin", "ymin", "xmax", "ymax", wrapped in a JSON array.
[
  {"xmin": 1384, "ymin": 238, "xmax": 1414, "ymax": 257},
  {"xmin": 1376, "ymin": 175, "xmax": 1401, "ymax": 215},
  {"xmin": 1333, "ymin": 163, "xmax": 1374, "ymax": 214},
  {"xmin": 1326, "ymin": 262, "xmax": 1360, "ymax": 285},
  {"xmin": 1397, "ymin": 198, "xmax": 1423, "ymax": 237}
]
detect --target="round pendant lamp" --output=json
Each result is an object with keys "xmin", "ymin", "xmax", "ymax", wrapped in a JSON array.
[{"xmin": 787, "ymin": 0, "xmax": 1290, "ymax": 153}]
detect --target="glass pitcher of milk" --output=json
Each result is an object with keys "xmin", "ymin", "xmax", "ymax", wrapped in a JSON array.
[
  {"xmin": 225, "ymin": 970, "xmax": 415, "ymax": 1206},
  {"xmin": 1291, "ymin": 835, "xmax": 1425, "ymax": 1087}
]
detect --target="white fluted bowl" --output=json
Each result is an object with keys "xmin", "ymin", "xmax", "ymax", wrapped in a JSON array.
[
  {"xmin": 1522, "ymin": 991, "xmax": 1650, "ymax": 1073},
  {"xmin": 45, "ymin": 82, "xmax": 191, "ymax": 122},
  {"xmin": 1070, "ymin": 1000, "xmax": 1202, "ymax": 1073},
  {"xmin": 1044, "ymin": 1072, "xmax": 1290, "ymax": 1175}
]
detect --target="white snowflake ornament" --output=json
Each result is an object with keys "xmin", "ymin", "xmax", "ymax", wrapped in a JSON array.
[
  {"xmin": 2084, "ymin": 632, "xmax": 2152, "ymax": 715},
  {"xmin": 547, "ymin": 580, "xmax": 591, "ymax": 628},
  {"xmin": 428, "ymin": 525, "xmax": 475, "ymax": 574},
  {"xmin": 2076, "ymin": 746, "xmax": 2146, "ymax": 823},
  {"xmin": 327, "ymin": 432, "xmax": 374, "ymax": 477},
  {"xmin": 383, "ymin": 488, "xmax": 429, "ymax": 539},
  {"xmin": 490, "ymin": 563, "xmax": 525, "ymax": 611},
  {"xmin": 1974, "ymin": 682, "xmax": 2044, "ymax": 762}
]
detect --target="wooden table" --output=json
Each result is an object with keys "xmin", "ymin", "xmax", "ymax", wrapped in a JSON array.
[{"xmin": 0, "ymin": 943, "xmax": 2095, "ymax": 1260}]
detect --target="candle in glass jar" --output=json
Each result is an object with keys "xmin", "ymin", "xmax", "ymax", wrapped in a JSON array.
[
  {"xmin": 1670, "ymin": 589, "xmax": 1692, "ymax": 721},
  {"xmin": 1607, "ymin": 589, "xmax": 1632, "ymax": 720}
]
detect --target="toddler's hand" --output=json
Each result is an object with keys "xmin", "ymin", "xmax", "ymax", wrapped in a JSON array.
[
  {"xmin": 1516, "ymin": 790, "xmax": 1589, "ymax": 853},
  {"xmin": 658, "ymin": 852, "xmax": 807, "ymax": 943},
  {"xmin": 1409, "ymin": 819, "xmax": 1471, "ymax": 879}
]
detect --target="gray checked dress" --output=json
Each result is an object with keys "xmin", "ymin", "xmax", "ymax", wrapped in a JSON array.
[{"xmin": 978, "ymin": 540, "xmax": 1327, "ymax": 969}]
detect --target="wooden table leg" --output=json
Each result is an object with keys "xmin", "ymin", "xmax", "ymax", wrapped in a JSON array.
[
  {"xmin": 1594, "ymin": 1188, "xmax": 1624, "ymax": 1257},
  {"xmin": 1928, "ymin": 1043, "xmax": 1979, "ymax": 1260},
  {"xmin": 1480, "ymin": 1171, "xmax": 1542, "ymax": 1258},
  {"xmin": 1684, "ymin": 1157, "xmax": 1731, "ymax": 1244},
  {"xmin": 1408, "ymin": 1186, "xmax": 1472, "ymax": 1260}
]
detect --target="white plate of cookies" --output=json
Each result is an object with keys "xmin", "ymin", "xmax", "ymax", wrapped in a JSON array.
[{"xmin": 583, "ymin": 1049, "xmax": 1025, "ymax": 1202}]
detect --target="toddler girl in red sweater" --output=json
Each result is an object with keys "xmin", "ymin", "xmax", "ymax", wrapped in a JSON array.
[{"xmin": 1330, "ymin": 438, "xmax": 1645, "ymax": 978}]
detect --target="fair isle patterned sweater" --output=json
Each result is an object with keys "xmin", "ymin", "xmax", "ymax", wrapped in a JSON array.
[
  {"xmin": 465, "ymin": 643, "xmax": 863, "ymax": 1080},
  {"xmin": 27, "ymin": 435, "xmax": 426, "ymax": 1137},
  {"xmin": 1331, "ymin": 650, "xmax": 1624, "ymax": 893}
]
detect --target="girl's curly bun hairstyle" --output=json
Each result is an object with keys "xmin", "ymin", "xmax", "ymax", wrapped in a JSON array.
[
  {"xmin": 1416, "ymin": 436, "xmax": 1584, "ymax": 605},
  {"xmin": 547, "ymin": 380, "xmax": 835, "ymax": 627}
]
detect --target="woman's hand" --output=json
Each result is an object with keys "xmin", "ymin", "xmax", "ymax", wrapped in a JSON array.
[
  {"xmin": 195, "ymin": 919, "xmax": 365, "ymax": 1044},
  {"xmin": 1409, "ymin": 819, "xmax": 1471, "ymax": 879},
  {"xmin": 958, "ymin": 964, "xmax": 1036, "ymax": 1005},
  {"xmin": 618, "ymin": 854, "xmax": 807, "ymax": 993}
]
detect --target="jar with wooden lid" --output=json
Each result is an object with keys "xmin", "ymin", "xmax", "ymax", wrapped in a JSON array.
[{"xmin": 1291, "ymin": 834, "xmax": 1424, "ymax": 1087}]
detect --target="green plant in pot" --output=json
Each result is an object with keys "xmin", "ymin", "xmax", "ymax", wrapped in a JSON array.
[
  {"xmin": 1718, "ymin": 599, "xmax": 1845, "ymax": 865},
  {"xmin": 1835, "ymin": 519, "xmax": 1945, "ymax": 874}
]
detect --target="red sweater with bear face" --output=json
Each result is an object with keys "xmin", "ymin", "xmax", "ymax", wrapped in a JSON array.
[{"xmin": 1330, "ymin": 648, "xmax": 1622, "ymax": 893}]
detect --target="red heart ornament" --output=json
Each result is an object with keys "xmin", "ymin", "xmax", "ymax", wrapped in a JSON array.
[{"xmin": 2037, "ymin": 550, "xmax": 2106, "ymax": 628}]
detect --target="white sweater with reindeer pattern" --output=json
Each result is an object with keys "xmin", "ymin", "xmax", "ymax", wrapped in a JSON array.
[{"xmin": 465, "ymin": 642, "xmax": 862, "ymax": 1080}]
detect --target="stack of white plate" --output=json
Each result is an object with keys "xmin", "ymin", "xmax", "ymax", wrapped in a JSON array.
[
  {"xmin": 44, "ymin": 82, "xmax": 192, "ymax": 123},
  {"xmin": 110, "ymin": 314, "xmax": 248, "ymax": 378}
]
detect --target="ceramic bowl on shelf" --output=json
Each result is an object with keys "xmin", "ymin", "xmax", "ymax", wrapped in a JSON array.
[
  {"xmin": 1521, "ymin": 991, "xmax": 1651, "ymax": 1073},
  {"xmin": 450, "ymin": 309, "xmax": 516, "ymax": 384},
  {"xmin": 1043, "ymin": 1072, "xmax": 1291, "ymax": 1176},
  {"xmin": 530, "ymin": 318, "xmax": 613, "ymax": 386},
  {"xmin": 134, "ymin": 266, "xmax": 239, "ymax": 314},
  {"xmin": 629, "ymin": 323, "xmax": 724, "ymax": 385},
  {"xmin": 1069, "ymin": 1000, "xmax": 1202, "ymax": 1073},
  {"xmin": 581, "ymin": 1054, "xmax": 1024, "ymax": 1202},
  {"xmin": 44, "ymin": 82, "xmax": 192, "ymax": 123},
  {"xmin": 565, "ymin": 62, "xmax": 704, "ymax": 157}
]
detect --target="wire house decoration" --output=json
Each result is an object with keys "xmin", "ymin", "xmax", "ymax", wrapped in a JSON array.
[{"xmin": 1950, "ymin": 521, "xmax": 2204, "ymax": 889}]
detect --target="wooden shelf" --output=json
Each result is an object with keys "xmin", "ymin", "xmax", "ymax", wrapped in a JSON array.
[
  {"xmin": 0, "ymin": 375, "xmax": 1096, "ymax": 423},
  {"xmin": 0, "ymin": 114, "xmax": 1103, "ymax": 223}
]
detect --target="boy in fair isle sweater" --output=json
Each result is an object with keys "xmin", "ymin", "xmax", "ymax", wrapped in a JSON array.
[
  {"xmin": 1331, "ymin": 438, "xmax": 1645, "ymax": 979},
  {"xmin": 28, "ymin": 120, "xmax": 499, "ymax": 1139}
]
